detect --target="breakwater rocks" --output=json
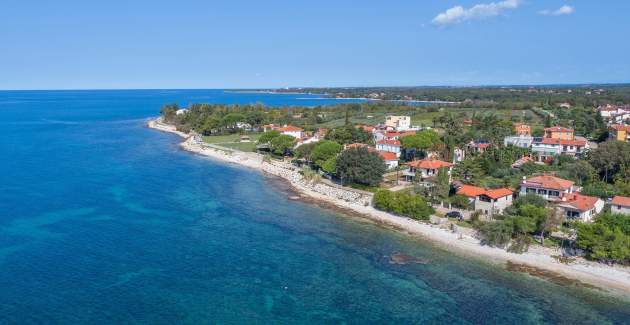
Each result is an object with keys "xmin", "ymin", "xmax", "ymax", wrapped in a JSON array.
[{"xmin": 260, "ymin": 161, "xmax": 373, "ymax": 206}]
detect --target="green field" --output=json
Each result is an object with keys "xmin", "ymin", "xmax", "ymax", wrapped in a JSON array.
[{"xmin": 202, "ymin": 133, "xmax": 262, "ymax": 152}]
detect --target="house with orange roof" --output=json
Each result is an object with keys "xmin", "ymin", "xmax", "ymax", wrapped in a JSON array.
[
  {"xmin": 610, "ymin": 124, "xmax": 630, "ymax": 142},
  {"xmin": 531, "ymin": 126, "xmax": 589, "ymax": 161},
  {"xmin": 456, "ymin": 184, "xmax": 513, "ymax": 217},
  {"xmin": 611, "ymin": 196, "xmax": 630, "ymax": 215},
  {"xmin": 544, "ymin": 126, "xmax": 574, "ymax": 140},
  {"xmin": 513, "ymin": 123, "xmax": 531, "ymax": 136},
  {"xmin": 402, "ymin": 159, "xmax": 453, "ymax": 182},
  {"xmin": 556, "ymin": 193, "xmax": 604, "ymax": 222},
  {"xmin": 378, "ymin": 151, "xmax": 399, "ymax": 170},
  {"xmin": 277, "ymin": 125, "xmax": 304, "ymax": 138},
  {"xmin": 476, "ymin": 188, "xmax": 514, "ymax": 217},
  {"xmin": 375, "ymin": 139, "xmax": 402, "ymax": 157},
  {"xmin": 519, "ymin": 174, "xmax": 578, "ymax": 201}
]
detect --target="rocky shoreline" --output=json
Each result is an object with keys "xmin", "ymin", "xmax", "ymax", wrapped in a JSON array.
[{"xmin": 147, "ymin": 117, "xmax": 630, "ymax": 297}]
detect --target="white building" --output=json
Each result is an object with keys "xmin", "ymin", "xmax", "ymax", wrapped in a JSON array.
[
  {"xmin": 277, "ymin": 125, "xmax": 304, "ymax": 138},
  {"xmin": 556, "ymin": 193, "xmax": 604, "ymax": 223},
  {"xmin": 379, "ymin": 151, "xmax": 399, "ymax": 170},
  {"xmin": 402, "ymin": 159, "xmax": 453, "ymax": 182},
  {"xmin": 531, "ymin": 137, "xmax": 589, "ymax": 161},
  {"xmin": 376, "ymin": 139, "xmax": 402, "ymax": 157},
  {"xmin": 504, "ymin": 135, "xmax": 534, "ymax": 148},
  {"xmin": 611, "ymin": 196, "xmax": 630, "ymax": 215},
  {"xmin": 520, "ymin": 175, "xmax": 578, "ymax": 202},
  {"xmin": 456, "ymin": 185, "xmax": 513, "ymax": 217},
  {"xmin": 385, "ymin": 116, "xmax": 411, "ymax": 131}
]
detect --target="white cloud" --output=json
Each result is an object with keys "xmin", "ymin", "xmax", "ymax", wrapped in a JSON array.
[
  {"xmin": 432, "ymin": 0, "xmax": 522, "ymax": 26},
  {"xmin": 539, "ymin": 5, "xmax": 574, "ymax": 16}
]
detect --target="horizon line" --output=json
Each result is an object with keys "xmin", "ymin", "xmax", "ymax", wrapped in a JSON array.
[{"xmin": 1, "ymin": 82, "xmax": 630, "ymax": 92}]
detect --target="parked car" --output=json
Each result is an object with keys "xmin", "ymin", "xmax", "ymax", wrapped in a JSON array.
[{"xmin": 445, "ymin": 211, "xmax": 463, "ymax": 221}]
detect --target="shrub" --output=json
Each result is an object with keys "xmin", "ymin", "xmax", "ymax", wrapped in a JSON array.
[{"xmin": 373, "ymin": 190, "xmax": 434, "ymax": 220}]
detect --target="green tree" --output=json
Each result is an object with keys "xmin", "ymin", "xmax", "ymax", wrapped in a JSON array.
[
  {"xmin": 400, "ymin": 130, "xmax": 441, "ymax": 151},
  {"xmin": 588, "ymin": 141, "xmax": 630, "ymax": 182},
  {"xmin": 270, "ymin": 135, "xmax": 296, "ymax": 155},
  {"xmin": 310, "ymin": 141, "xmax": 343, "ymax": 167},
  {"xmin": 257, "ymin": 130, "xmax": 281, "ymax": 144},
  {"xmin": 373, "ymin": 190, "xmax": 434, "ymax": 220},
  {"xmin": 294, "ymin": 142, "xmax": 318, "ymax": 162},
  {"xmin": 325, "ymin": 126, "xmax": 372, "ymax": 145},
  {"xmin": 335, "ymin": 147, "xmax": 386, "ymax": 186},
  {"xmin": 321, "ymin": 157, "xmax": 337, "ymax": 174},
  {"xmin": 576, "ymin": 213, "xmax": 630, "ymax": 265}
]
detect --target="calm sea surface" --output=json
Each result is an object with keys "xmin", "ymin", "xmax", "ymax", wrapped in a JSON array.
[{"xmin": 0, "ymin": 90, "xmax": 628, "ymax": 324}]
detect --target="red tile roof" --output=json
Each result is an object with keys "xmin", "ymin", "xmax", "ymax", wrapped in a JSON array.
[
  {"xmin": 539, "ymin": 138, "xmax": 587, "ymax": 146},
  {"xmin": 378, "ymin": 151, "xmax": 398, "ymax": 161},
  {"xmin": 457, "ymin": 185, "xmax": 486, "ymax": 198},
  {"xmin": 559, "ymin": 193, "xmax": 601, "ymax": 212},
  {"xmin": 384, "ymin": 132, "xmax": 401, "ymax": 137},
  {"xmin": 457, "ymin": 185, "xmax": 512, "ymax": 199},
  {"xmin": 612, "ymin": 196, "xmax": 630, "ymax": 207},
  {"xmin": 406, "ymin": 159, "xmax": 453, "ymax": 169},
  {"xmin": 611, "ymin": 124, "xmax": 630, "ymax": 132},
  {"xmin": 483, "ymin": 188, "xmax": 514, "ymax": 199},
  {"xmin": 523, "ymin": 175, "xmax": 574, "ymax": 191},
  {"xmin": 356, "ymin": 124, "xmax": 375, "ymax": 132},
  {"xmin": 376, "ymin": 139, "xmax": 402, "ymax": 146},
  {"xmin": 545, "ymin": 126, "xmax": 573, "ymax": 132},
  {"xmin": 278, "ymin": 125, "xmax": 303, "ymax": 132}
]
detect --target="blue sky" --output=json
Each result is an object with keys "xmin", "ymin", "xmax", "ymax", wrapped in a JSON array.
[{"xmin": 1, "ymin": 0, "xmax": 629, "ymax": 89}]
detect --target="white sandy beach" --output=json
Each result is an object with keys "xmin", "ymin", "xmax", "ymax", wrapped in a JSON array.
[{"xmin": 148, "ymin": 118, "xmax": 630, "ymax": 296}]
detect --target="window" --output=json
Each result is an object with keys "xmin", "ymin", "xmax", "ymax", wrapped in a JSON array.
[
  {"xmin": 537, "ymin": 189, "xmax": 547, "ymax": 195},
  {"xmin": 549, "ymin": 191, "xmax": 560, "ymax": 197},
  {"xmin": 526, "ymin": 188, "xmax": 537, "ymax": 194}
]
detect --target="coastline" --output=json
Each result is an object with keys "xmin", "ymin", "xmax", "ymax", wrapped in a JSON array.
[{"xmin": 147, "ymin": 117, "xmax": 630, "ymax": 297}]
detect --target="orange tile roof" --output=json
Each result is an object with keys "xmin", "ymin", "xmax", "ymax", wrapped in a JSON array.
[
  {"xmin": 406, "ymin": 159, "xmax": 453, "ymax": 169},
  {"xmin": 456, "ymin": 185, "xmax": 486, "ymax": 198},
  {"xmin": 523, "ymin": 175, "xmax": 574, "ymax": 191},
  {"xmin": 483, "ymin": 188, "xmax": 514, "ymax": 199},
  {"xmin": 545, "ymin": 126, "xmax": 573, "ymax": 132},
  {"xmin": 559, "ymin": 193, "xmax": 600, "ymax": 212},
  {"xmin": 376, "ymin": 139, "xmax": 401, "ymax": 146},
  {"xmin": 378, "ymin": 151, "xmax": 398, "ymax": 161},
  {"xmin": 611, "ymin": 124, "xmax": 630, "ymax": 132},
  {"xmin": 539, "ymin": 138, "xmax": 587, "ymax": 146},
  {"xmin": 278, "ymin": 125, "xmax": 303, "ymax": 132},
  {"xmin": 356, "ymin": 124, "xmax": 375, "ymax": 132},
  {"xmin": 384, "ymin": 132, "xmax": 401, "ymax": 137},
  {"xmin": 612, "ymin": 196, "xmax": 630, "ymax": 207}
]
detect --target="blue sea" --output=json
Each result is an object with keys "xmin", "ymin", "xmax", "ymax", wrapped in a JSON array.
[{"xmin": 0, "ymin": 90, "xmax": 628, "ymax": 324}]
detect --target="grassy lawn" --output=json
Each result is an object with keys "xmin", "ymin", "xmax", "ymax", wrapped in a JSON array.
[{"xmin": 202, "ymin": 133, "xmax": 262, "ymax": 152}]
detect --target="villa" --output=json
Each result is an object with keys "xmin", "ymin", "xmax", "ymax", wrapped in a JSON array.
[
  {"xmin": 385, "ymin": 115, "xmax": 411, "ymax": 131},
  {"xmin": 556, "ymin": 193, "xmax": 604, "ymax": 223},
  {"xmin": 278, "ymin": 125, "xmax": 304, "ymax": 138},
  {"xmin": 402, "ymin": 159, "xmax": 453, "ymax": 182},
  {"xmin": 611, "ymin": 196, "xmax": 630, "ymax": 215},
  {"xmin": 519, "ymin": 174, "xmax": 578, "ymax": 202},
  {"xmin": 531, "ymin": 126, "xmax": 588, "ymax": 162},
  {"xmin": 376, "ymin": 139, "xmax": 402, "ymax": 157},
  {"xmin": 379, "ymin": 151, "xmax": 399, "ymax": 170},
  {"xmin": 456, "ymin": 185, "xmax": 513, "ymax": 217}
]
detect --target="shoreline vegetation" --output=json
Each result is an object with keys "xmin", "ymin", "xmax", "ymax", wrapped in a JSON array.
[{"xmin": 148, "ymin": 117, "xmax": 630, "ymax": 297}]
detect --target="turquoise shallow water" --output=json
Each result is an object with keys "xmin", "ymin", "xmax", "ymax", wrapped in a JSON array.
[{"xmin": 0, "ymin": 90, "xmax": 628, "ymax": 324}]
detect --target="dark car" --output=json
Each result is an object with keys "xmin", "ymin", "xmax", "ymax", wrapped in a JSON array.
[{"xmin": 445, "ymin": 211, "xmax": 463, "ymax": 220}]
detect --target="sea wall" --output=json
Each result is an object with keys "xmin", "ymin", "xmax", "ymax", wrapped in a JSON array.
[{"xmin": 261, "ymin": 161, "xmax": 373, "ymax": 206}]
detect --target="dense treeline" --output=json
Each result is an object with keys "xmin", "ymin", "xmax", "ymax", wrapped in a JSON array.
[{"xmin": 268, "ymin": 85, "xmax": 630, "ymax": 109}]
